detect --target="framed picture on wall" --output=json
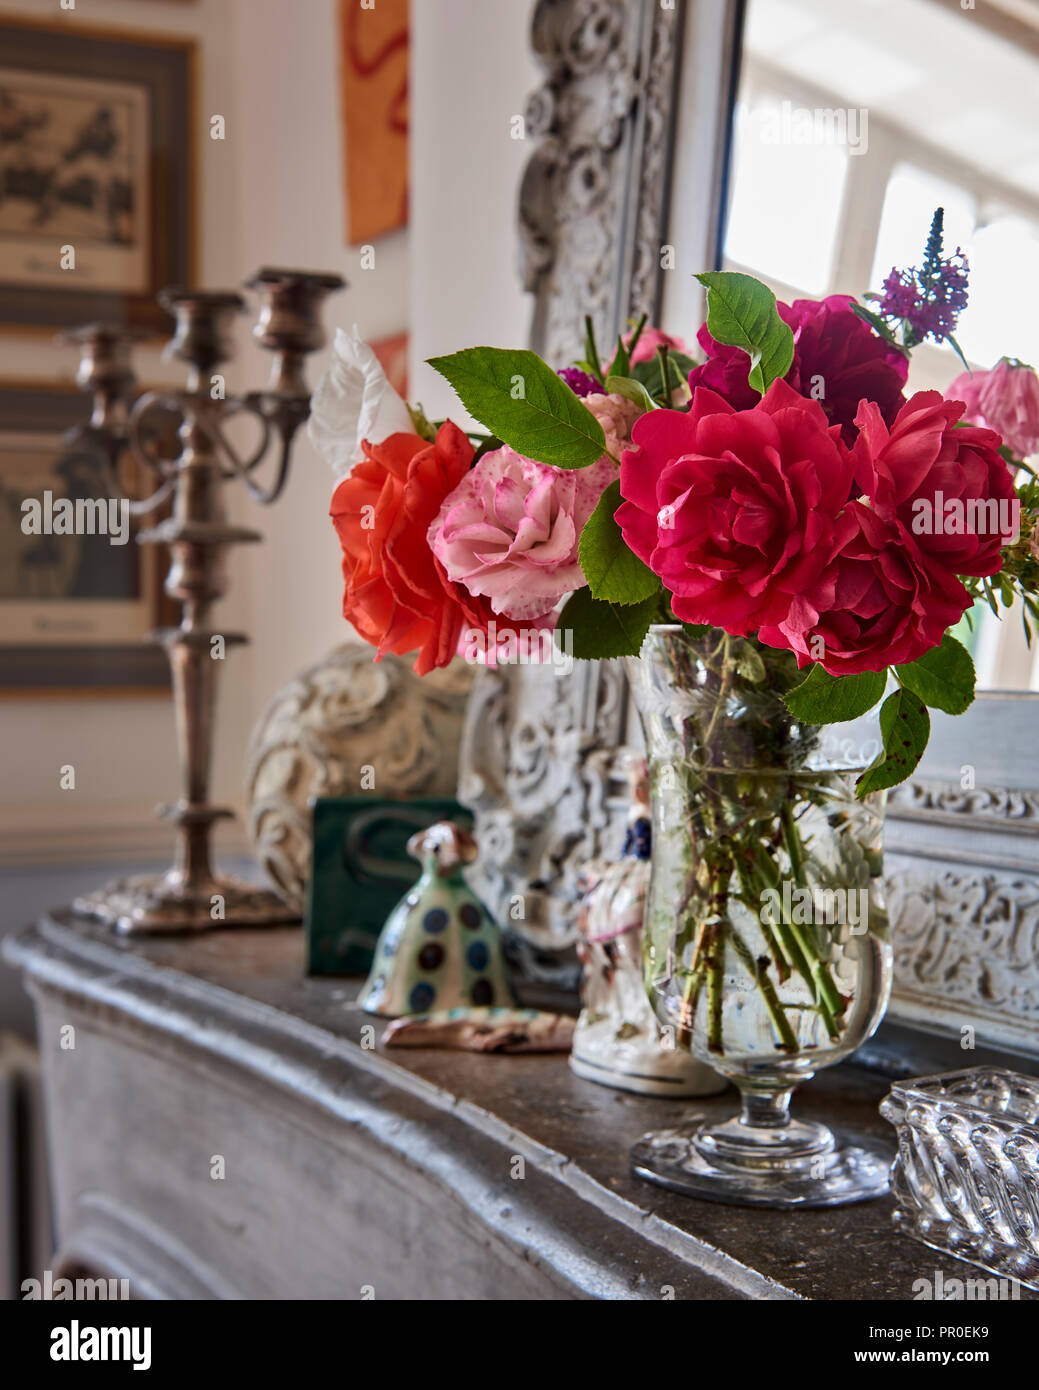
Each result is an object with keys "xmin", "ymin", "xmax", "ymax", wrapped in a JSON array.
[
  {"xmin": 0, "ymin": 17, "xmax": 195, "ymax": 335},
  {"xmin": 0, "ymin": 380, "xmax": 174, "ymax": 693}
]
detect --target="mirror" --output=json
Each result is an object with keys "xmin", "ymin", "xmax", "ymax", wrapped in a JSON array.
[{"xmin": 673, "ymin": 0, "xmax": 1039, "ymax": 690}]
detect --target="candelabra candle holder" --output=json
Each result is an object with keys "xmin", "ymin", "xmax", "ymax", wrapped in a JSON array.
[{"xmin": 68, "ymin": 268, "xmax": 345, "ymax": 934}]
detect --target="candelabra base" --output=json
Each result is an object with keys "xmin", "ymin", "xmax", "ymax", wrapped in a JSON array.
[{"xmin": 72, "ymin": 870, "xmax": 300, "ymax": 935}]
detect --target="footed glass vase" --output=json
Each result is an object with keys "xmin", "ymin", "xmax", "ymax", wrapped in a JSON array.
[{"xmin": 628, "ymin": 626, "xmax": 893, "ymax": 1208}]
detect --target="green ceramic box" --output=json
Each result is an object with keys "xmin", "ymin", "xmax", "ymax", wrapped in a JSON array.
[{"xmin": 304, "ymin": 796, "xmax": 471, "ymax": 975}]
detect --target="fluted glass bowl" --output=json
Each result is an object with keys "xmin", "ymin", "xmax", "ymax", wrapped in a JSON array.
[{"xmin": 881, "ymin": 1066, "xmax": 1039, "ymax": 1291}]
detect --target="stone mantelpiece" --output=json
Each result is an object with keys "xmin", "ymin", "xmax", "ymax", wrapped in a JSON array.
[{"xmin": 6, "ymin": 910, "xmax": 1027, "ymax": 1301}]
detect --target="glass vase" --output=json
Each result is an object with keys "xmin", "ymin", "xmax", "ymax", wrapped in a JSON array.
[{"xmin": 627, "ymin": 625, "xmax": 893, "ymax": 1208}]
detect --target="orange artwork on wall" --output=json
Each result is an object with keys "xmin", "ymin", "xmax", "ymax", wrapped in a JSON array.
[{"xmin": 338, "ymin": 0, "xmax": 409, "ymax": 246}]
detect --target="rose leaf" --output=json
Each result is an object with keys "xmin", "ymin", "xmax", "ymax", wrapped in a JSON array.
[
  {"xmin": 578, "ymin": 480, "xmax": 661, "ymax": 605},
  {"xmin": 555, "ymin": 586, "xmax": 659, "ymax": 659},
  {"xmin": 856, "ymin": 688, "xmax": 930, "ymax": 797},
  {"xmin": 604, "ymin": 374, "xmax": 657, "ymax": 413},
  {"xmin": 426, "ymin": 347, "xmax": 606, "ymax": 469},
  {"xmin": 695, "ymin": 271, "xmax": 795, "ymax": 395},
  {"xmin": 783, "ymin": 665, "xmax": 888, "ymax": 724},
  {"xmin": 895, "ymin": 634, "xmax": 975, "ymax": 715}
]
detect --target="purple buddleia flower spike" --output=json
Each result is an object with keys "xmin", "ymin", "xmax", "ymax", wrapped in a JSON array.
[{"xmin": 877, "ymin": 208, "xmax": 970, "ymax": 349}]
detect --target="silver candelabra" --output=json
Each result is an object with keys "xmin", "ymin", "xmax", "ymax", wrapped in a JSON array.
[{"xmin": 67, "ymin": 268, "xmax": 344, "ymax": 933}]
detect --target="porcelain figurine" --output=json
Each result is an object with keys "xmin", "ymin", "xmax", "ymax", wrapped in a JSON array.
[
  {"xmin": 358, "ymin": 821, "xmax": 512, "ymax": 1017},
  {"xmin": 570, "ymin": 758, "xmax": 727, "ymax": 1098}
]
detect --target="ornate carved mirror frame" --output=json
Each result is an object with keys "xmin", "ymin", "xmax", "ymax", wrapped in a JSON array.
[{"xmin": 459, "ymin": 0, "xmax": 1039, "ymax": 1066}]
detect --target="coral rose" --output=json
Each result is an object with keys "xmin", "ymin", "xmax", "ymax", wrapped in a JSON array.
[
  {"xmin": 689, "ymin": 295, "xmax": 908, "ymax": 444},
  {"xmin": 615, "ymin": 381, "xmax": 857, "ymax": 635},
  {"xmin": 330, "ymin": 423, "xmax": 549, "ymax": 674},
  {"xmin": 853, "ymin": 391, "xmax": 1018, "ymax": 578},
  {"xmin": 758, "ymin": 503, "xmax": 971, "ymax": 676}
]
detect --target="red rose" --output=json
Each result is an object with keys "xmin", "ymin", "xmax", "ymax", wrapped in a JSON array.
[
  {"xmin": 330, "ymin": 422, "xmax": 547, "ymax": 674},
  {"xmin": 853, "ymin": 391, "xmax": 1019, "ymax": 578},
  {"xmin": 758, "ymin": 503, "xmax": 971, "ymax": 676},
  {"xmin": 689, "ymin": 295, "xmax": 908, "ymax": 444},
  {"xmin": 686, "ymin": 322, "xmax": 761, "ymax": 412},
  {"xmin": 616, "ymin": 381, "xmax": 857, "ymax": 635}
]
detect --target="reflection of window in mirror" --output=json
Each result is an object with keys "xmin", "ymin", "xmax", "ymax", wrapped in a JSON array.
[{"xmin": 719, "ymin": 0, "xmax": 1039, "ymax": 691}]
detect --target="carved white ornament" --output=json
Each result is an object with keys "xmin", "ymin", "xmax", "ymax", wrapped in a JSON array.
[{"xmin": 245, "ymin": 645, "xmax": 472, "ymax": 911}]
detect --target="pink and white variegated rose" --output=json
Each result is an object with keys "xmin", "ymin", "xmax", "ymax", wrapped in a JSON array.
[
  {"xmin": 428, "ymin": 392, "xmax": 640, "ymax": 621},
  {"xmin": 429, "ymin": 446, "xmax": 616, "ymax": 621}
]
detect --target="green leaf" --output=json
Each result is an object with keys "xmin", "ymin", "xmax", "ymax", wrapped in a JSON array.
[
  {"xmin": 578, "ymin": 480, "xmax": 661, "ymax": 605},
  {"xmin": 632, "ymin": 352, "xmax": 696, "ymax": 384},
  {"xmin": 608, "ymin": 334, "xmax": 630, "ymax": 379},
  {"xmin": 695, "ymin": 271, "xmax": 795, "ymax": 395},
  {"xmin": 584, "ymin": 316, "xmax": 603, "ymax": 383},
  {"xmin": 472, "ymin": 433, "xmax": 504, "ymax": 464},
  {"xmin": 555, "ymin": 586, "xmax": 658, "ymax": 659},
  {"xmin": 734, "ymin": 640, "xmax": 767, "ymax": 685},
  {"xmin": 946, "ymin": 332, "xmax": 972, "ymax": 375},
  {"xmin": 896, "ymin": 634, "xmax": 975, "ymax": 715},
  {"xmin": 856, "ymin": 689, "xmax": 930, "ymax": 797},
  {"xmin": 783, "ymin": 665, "xmax": 888, "ymax": 724},
  {"xmin": 656, "ymin": 347, "xmax": 671, "ymax": 402},
  {"xmin": 625, "ymin": 313, "xmax": 648, "ymax": 358},
  {"xmin": 604, "ymin": 374, "xmax": 657, "ymax": 413},
  {"xmin": 632, "ymin": 352, "xmax": 695, "ymax": 396},
  {"xmin": 406, "ymin": 402, "xmax": 438, "ymax": 442},
  {"xmin": 427, "ymin": 347, "xmax": 607, "ymax": 469},
  {"xmin": 848, "ymin": 301, "xmax": 906, "ymax": 353}
]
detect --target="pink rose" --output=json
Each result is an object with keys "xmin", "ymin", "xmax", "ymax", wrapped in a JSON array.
[
  {"xmin": 615, "ymin": 381, "xmax": 857, "ymax": 635},
  {"xmin": 583, "ymin": 391, "xmax": 642, "ymax": 459},
  {"xmin": 947, "ymin": 360, "xmax": 1039, "ymax": 460},
  {"xmin": 759, "ymin": 504, "xmax": 971, "ymax": 676},
  {"xmin": 623, "ymin": 326, "xmax": 692, "ymax": 366},
  {"xmin": 853, "ymin": 391, "xmax": 1018, "ymax": 578},
  {"xmin": 429, "ymin": 445, "xmax": 615, "ymax": 622}
]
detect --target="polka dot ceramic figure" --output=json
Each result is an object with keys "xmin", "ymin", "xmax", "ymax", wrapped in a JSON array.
[{"xmin": 359, "ymin": 821, "xmax": 512, "ymax": 1018}]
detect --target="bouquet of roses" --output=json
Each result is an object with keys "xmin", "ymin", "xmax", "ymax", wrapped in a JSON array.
[{"xmin": 312, "ymin": 211, "xmax": 1039, "ymax": 798}]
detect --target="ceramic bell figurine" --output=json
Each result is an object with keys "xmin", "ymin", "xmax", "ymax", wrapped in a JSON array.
[
  {"xmin": 358, "ymin": 821, "xmax": 512, "ymax": 1017},
  {"xmin": 570, "ymin": 757, "xmax": 727, "ymax": 1098}
]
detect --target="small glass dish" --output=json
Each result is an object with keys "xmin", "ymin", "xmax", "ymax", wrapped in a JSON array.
[{"xmin": 880, "ymin": 1066, "xmax": 1039, "ymax": 1291}]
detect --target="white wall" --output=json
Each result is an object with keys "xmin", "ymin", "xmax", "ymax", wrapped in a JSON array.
[
  {"xmin": 0, "ymin": 0, "xmax": 536, "ymax": 876},
  {"xmin": 227, "ymin": 0, "xmax": 410, "ymax": 711},
  {"xmin": 0, "ymin": 0, "xmax": 409, "ymax": 867},
  {"xmin": 409, "ymin": 0, "xmax": 537, "ymax": 418}
]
